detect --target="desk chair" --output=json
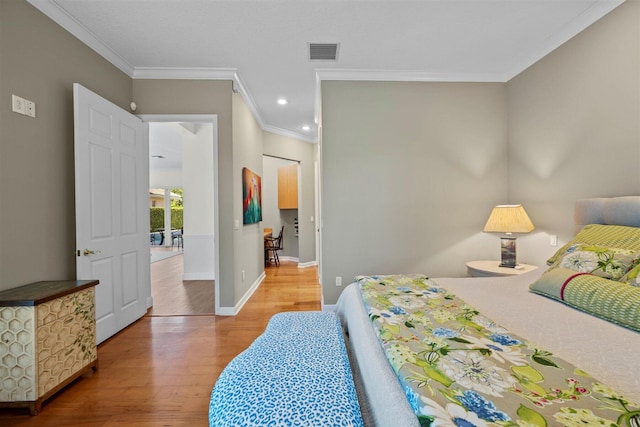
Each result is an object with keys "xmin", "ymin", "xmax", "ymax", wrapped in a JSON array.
[{"xmin": 264, "ymin": 226, "xmax": 284, "ymax": 266}]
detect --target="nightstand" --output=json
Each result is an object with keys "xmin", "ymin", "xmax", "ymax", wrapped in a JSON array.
[{"xmin": 466, "ymin": 260, "xmax": 538, "ymax": 277}]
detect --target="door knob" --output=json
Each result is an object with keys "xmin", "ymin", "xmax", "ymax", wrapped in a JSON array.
[{"xmin": 83, "ymin": 249, "xmax": 101, "ymax": 256}]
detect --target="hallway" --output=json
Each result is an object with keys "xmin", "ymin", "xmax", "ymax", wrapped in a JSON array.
[{"xmin": 149, "ymin": 252, "xmax": 215, "ymax": 315}]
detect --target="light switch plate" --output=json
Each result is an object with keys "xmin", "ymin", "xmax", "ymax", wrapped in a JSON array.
[{"xmin": 12, "ymin": 95, "xmax": 25, "ymax": 114}]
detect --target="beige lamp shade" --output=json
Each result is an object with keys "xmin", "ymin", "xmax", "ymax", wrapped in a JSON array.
[{"xmin": 483, "ymin": 204, "xmax": 535, "ymax": 234}]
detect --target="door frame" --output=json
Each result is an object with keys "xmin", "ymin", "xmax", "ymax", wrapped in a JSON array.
[{"xmin": 139, "ymin": 114, "xmax": 220, "ymax": 315}]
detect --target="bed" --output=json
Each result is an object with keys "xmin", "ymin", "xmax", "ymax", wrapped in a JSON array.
[
  {"xmin": 336, "ymin": 196, "xmax": 640, "ymax": 427},
  {"xmin": 210, "ymin": 196, "xmax": 640, "ymax": 427}
]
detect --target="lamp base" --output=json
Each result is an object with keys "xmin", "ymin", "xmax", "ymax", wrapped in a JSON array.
[{"xmin": 499, "ymin": 236, "xmax": 517, "ymax": 268}]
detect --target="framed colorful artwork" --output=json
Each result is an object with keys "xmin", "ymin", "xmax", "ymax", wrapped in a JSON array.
[{"xmin": 242, "ymin": 167, "xmax": 262, "ymax": 225}]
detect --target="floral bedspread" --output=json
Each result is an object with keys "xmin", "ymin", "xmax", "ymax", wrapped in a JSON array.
[{"xmin": 357, "ymin": 274, "xmax": 639, "ymax": 427}]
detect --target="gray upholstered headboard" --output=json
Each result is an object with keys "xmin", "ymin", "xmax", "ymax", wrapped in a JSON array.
[{"xmin": 574, "ymin": 196, "xmax": 640, "ymax": 234}]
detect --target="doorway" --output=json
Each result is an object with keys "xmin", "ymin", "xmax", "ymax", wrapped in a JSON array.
[
  {"xmin": 262, "ymin": 155, "xmax": 300, "ymax": 263},
  {"xmin": 142, "ymin": 116, "xmax": 219, "ymax": 315},
  {"xmin": 149, "ymin": 187, "xmax": 183, "ymax": 263}
]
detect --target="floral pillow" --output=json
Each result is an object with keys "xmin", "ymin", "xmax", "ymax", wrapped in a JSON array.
[
  {"xmin": 619, "ymin": 264, "xmax": 640, "ymax": 287},
  {"xmin": 552, "ymin": 244, "xmax": 639, "ymax": 280},
  {"xmin": 546, "ymin": 224, "xmax": 640, "ymax": 265}
]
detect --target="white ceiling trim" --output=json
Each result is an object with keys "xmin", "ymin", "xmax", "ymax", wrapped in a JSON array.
[
  {"xmin": 27, "ymin": 0, "xmax": 135, "ymax": 76},
  {"xmin": 230, "ymin": 71, "xmax": 267, "ymax": 133},
  {"xmin": 502, "ymin": 0, "xmax": 625, "ymax": 80},
  {"xmin": 315, "ymin": 69, "xmax": 511, "ymax": 83},
  {"xmin": 263, "ymin": 124, "xmax": 317, "ymax": 144},
  {"xmin": 132, "ymin": 67, "xmax": 237, "ymax": 80},
  {"xmin": 138, "ymin": 114, "xmax": 218, "ymax": 124}
]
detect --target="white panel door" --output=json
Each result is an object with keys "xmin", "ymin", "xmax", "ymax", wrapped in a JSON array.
[{"xmin": 74, "ymin": 83, "xmax": 149, "ymax": 344}]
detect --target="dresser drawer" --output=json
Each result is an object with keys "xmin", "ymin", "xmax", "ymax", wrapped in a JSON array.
[{"xmin": 37, "ymin": 293, "xmax": 76, "ymax": 327}]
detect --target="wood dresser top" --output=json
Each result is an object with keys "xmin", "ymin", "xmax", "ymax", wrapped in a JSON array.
[{"xmin": 0, "ymin": 280, "xmax": 99, "ymax": 306}]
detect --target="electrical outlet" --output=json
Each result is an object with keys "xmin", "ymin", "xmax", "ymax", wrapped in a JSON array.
[
  {"xmin": 12, "ymin": 95, "xmax": 25, "ymax": 114},
  {"xmin": 550, "ymin": 235, "xmax": 558, "ymax": 246},
  {"xmin": 336, "ymin": 276, "xmax": 342, "ymax": 287},
  {"xmin": 25, "ymin": 99, "xmax": 36, "ymax": 117},
  {"xmin": 242, "ymin": 270, "xmax": 245, "ymax": 282}
]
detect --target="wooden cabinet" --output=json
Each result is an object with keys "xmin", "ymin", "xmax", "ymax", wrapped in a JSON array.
[
  {"xmin": 0, "ymin": 280, "xmax": 99, "ymax": 415},
  {"xmin": 278, "ymin": 164, "xmax": 298, "ymax": 209}
]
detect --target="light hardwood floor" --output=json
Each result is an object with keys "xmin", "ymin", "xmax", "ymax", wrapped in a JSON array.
[
  {"xmin": 0, "ymin": 261, "xmax": 321, "ymax": 426},
  {"xmin": 149, "ymin": 253, "xmax": 215, "ymax": 315}
]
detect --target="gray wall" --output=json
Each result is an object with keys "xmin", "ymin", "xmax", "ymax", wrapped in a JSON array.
[
  {"xmin": 132, "ymin": 79, "xmax": 239, "ymax": 307},
  {"xmin": 263, "ymin": 132, "xmax": 317, "ymax": 265},
  {"xmin": 507, "ymin": 0, "xmax": 640, "ymax": 267},
  {"xmin": 232, "ymin": 92, "xmax": 265, "ymax": 302},
  {"xmin": 319, "ymin": 1, "xmax": 640, "ymax": 306},
  {"xmin": 5, "ymin": 0, "xmax": 638, "ymax": 313},
  {"xmin": 0, "ymin": 1, "xmax": 297, "ymax": 310},
  {"xmin": 0, "ymin": 1, "xmax": 301, "ymax": 310},
  {"xmin": 320, "ymin": 81, "xmax": 508, "ymax": 304},
  {"xmin": 0, "ymin": 0, "xmax": 132, "ymax": 291}
]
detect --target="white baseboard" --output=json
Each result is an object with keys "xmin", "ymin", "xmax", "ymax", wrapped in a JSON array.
[
  {"xmin": 216, "ymin": 306, "xmax": 235, "ymax": 316},
  {"xmin": 297, "ymin": 260, "xmax": 318, "ymax": 269},
  {"xmin": 322, "ymin": 304, "xmax": 336, "ymax": 312},
  {"xmin": 279, "ymin": 256, "xmax": 299, "ymax": 262},
  {"xmin": 216, "ymin": 271, "xmax": 266, "ymax": 316}
]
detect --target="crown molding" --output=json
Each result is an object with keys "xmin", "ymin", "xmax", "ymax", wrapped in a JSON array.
[
  {"xmin": 315, "ymin": 69, "xmax": 511, "ymax": 83},
  {"xmin": 27, "ymin": 0, "xmax": 135, "ymax": 76},
  {"xmin": 230, "ymin": 71, "xmax": 267, "ymax": 130},
  {"xmin": 132, "ymin": 67, "xmax": 237, "ymax": 80},
  {"xmin": 263, "ymin": 124, "xmax": 317, "ymax": 144}
]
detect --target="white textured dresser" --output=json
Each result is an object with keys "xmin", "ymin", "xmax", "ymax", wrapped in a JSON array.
[{"xmin": 0, "ymin": 280, "xmax": 99, "ymax": 415}]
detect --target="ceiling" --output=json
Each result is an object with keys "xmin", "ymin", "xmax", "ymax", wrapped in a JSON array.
[
  {"xmin": 149, "ymin": 122, "xmax": 184, "ymax": 171},
  {"xmin": 28, "ymin": 0, "xmax": 624, "ymax": 143}
]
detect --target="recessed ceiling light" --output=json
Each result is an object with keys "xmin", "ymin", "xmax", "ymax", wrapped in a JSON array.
[
  {"xmin": 302, "ymin": 125, "xmax": 311, "ymax": 131},
  {"xmin": 277, "ymin": 98, "xmax": 288, "ymax": 105}
]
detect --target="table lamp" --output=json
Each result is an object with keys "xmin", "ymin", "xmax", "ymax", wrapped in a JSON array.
[{"xmin": 483, "ymin": 204, "xmax": 535, "ymax": 268}]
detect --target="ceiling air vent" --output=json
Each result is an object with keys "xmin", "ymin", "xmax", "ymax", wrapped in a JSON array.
[{"xmin": 309, "ymin": 43, "xmax": 339, "ymax": 61}]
